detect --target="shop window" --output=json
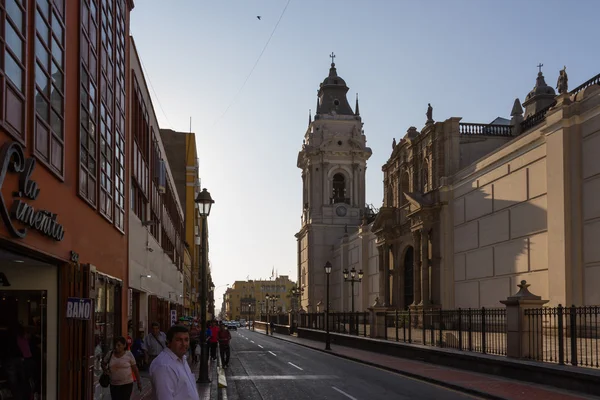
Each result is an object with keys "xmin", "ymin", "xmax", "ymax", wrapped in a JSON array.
[
  {"xmin": 34, "ymin": 0, "xmax": 65, "ymax": 175},
  {"xmin": 0, "ymin": 290, "xmax": 47, "ymax": 399},
  {"xmin": 2, "ymin": 0, "xmax": 27, "ymax": 141}
]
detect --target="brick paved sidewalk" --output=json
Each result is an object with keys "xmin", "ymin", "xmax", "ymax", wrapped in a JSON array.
[{"xmin": 259, "ymin": 329, "xmax": 598, "ymax": 400}]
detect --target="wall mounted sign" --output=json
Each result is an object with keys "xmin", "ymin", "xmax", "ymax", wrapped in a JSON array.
[
  {"xmin": 0, "ymin": 141, "xmax": 65, "ymax": 241},
  {"xmin": 0, "ymin": 272, "xmax": 10, "ymax": 286},
  {"xmin": 66, "ymin": 297, "xmax": 92, "ymax": 320},
  {"xmin": 170, "ymin": 309, "xmax": 177, "ymax": 326}
]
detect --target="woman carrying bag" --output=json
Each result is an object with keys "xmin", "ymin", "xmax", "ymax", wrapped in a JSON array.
[{"xmin": 101, "ymin": 336, "xmax": 143, "ymax": 399}]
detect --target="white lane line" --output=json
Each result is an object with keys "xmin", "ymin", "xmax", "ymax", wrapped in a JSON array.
[
  {"xmin": 250, "ymin": 340, "xmax": 255, "ymax": 343},
  {"xmin": 332, "ymin": 386, "xmax": 358, "ymax": 400},
  {"xmin": 268, "ymin": 351, "xmax": 277, "ymax": 357},
  {"xmin": 245, "ymin": 337, "xmax": 249, "ymax": 340},
  {"xmin": 258, "ymin": 345, "xmax": 264, "ymax": 348},
  {"xmin": 288, "ymin": 362, "xmax": 303, "ymax": 371}
]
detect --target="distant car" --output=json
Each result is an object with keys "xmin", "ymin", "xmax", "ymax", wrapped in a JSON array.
[{"xmin": 224, "ymin": 322, "xmax": 237, "ymax": 331}]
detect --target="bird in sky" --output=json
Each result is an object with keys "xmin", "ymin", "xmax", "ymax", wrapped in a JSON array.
[{"xmin": 257, "ymin": 16, "xmax": 261, "ymax": 20}]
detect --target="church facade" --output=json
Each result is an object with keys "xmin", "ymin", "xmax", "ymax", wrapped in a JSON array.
[{"xmin": 297, "ymin": 61, "xmax": 600, "ymax": 312}]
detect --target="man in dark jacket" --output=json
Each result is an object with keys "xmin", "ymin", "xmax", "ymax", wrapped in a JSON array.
[{"xmin": 218, "ymin": 322, "xmax": 232, "ymax": 368}]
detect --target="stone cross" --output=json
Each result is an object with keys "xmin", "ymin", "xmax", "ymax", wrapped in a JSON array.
[
  {"xmin": 330, "ymin": 52, "xmax": 336, "ymax": 65},
  {"xmin": 537, "ymin": 63, "xmax": 544, "ymax": 73}
]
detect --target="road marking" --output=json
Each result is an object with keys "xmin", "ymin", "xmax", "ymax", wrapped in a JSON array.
[
  {"xmin": 332, "ymin": 386, "xmax": 358, "ymax": 400},
  {"xmin": 250, "ymin": 340, "xmax": 255, "ymax": 343},
  {"xmin": 230, "ymin": 375, "xmax": 337, "ymax": 380},
  {"xmin": 288, "ymin": 362, "xmax": 303, "ymax": 371},
  {"xmin": 258, "ymin": 345, "xmax": 264, "ymax": 348},
  {"xmin": 268, "ymin": 351, "xmax": 277, "ymax": 357},
  {"xmin": 245, "ymin": 337, "xmax": 249, "ymax": 340}
]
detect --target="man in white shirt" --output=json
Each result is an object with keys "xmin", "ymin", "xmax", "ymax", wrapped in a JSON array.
[{"xmin": 149, "ymin": 325, "xmax": 200, "ymax": 400}]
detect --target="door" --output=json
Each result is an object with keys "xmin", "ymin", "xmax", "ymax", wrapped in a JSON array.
[{"xmin": 59, "ymin": 260, "xmax": 95, "ymax": 400}]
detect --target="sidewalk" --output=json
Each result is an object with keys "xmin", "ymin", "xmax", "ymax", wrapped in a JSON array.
[
  {"xmin": 128, "ymin": 357, "xmax": 216, "ymax": 400},
  {"xmin": 256, "ymin": 328, "xmax": 598, "ymax": 400}
]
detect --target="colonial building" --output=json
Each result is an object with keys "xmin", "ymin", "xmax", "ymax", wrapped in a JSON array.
[
  {"xmin": 0, "ymin": 1, "xmax": 134, "ymax": 399},
  {"xmin": 223, "ymin": 276, "xmax": 296, "ymax": 321},
  {"xmin": 128, "ymin": 38, "xmax": 185, "ymax": 340},
  {"xmin": 298, "ymin": 61, "xmax": 600, "ymax": 313},
  {"xmin": 296, "ymin": 56, "xmax": 372, "ymax": 312},
  {"xmin": 160, "ymin": 128, "xmax": 204, "ymax": 317}
]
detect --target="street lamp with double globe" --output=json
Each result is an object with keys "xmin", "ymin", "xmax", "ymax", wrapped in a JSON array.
[
  {"xmin": 343, "ymin": 267, "xmax": 363, "ymax": 333},
  {"xmin": 195, "ymin": 188, "xmax": 214, "ymax": 384},
  {"xmin": 324, "ymin": 261, "xmax": 332, "ymax": 350}
]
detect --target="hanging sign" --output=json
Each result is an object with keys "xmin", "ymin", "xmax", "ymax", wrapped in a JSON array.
[
  {"xmin": 0, "ymin": 141, "xmax": 65, "ymax": 241},
  {"xmin": 66, "ymin": 297, "xmax": 92, "ymax": 320},
  {"xmin": 170, "ymin": 309, "xmax": 177, "ymax": 326}
]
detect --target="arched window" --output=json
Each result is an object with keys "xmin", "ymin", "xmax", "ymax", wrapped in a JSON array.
[{"xmin": 332, "ymin": 173, "xmax": 346, "ymax": 203}]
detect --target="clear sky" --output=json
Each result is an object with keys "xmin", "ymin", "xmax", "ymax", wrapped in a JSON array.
[{"xmin": 130, "ymin": 0, "xmax": 600, "ymax": 312}]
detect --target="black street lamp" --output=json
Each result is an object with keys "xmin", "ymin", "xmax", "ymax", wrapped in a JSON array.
[
  {"xmin": 265, "ymin": 294, "xmax": 279, "ymax": 335},
  {"xmin": 195, "ymin": 188, "xmax": 214, "ymax": 384},
  {"xmin": 343, "ymin": 267, "xmax": 363, "ymax": 333},
  {"xmin": 324, "ymin": 261, "xmax": 332, "ymax": 350}
]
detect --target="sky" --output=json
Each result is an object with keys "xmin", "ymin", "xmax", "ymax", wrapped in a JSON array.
[{"xmin": 130, "ymin": 0, "xmax": 600, "ymax": 312}]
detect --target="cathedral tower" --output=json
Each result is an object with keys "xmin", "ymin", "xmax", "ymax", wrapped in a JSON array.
[{"xmin": 295, "ymin": 55, "xmax": 372, "ymax": 312}]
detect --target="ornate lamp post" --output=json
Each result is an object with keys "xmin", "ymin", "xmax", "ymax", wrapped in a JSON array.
[
  {"xmin": 343, "ymin": 267, "xmax": 363, "ymax": 333},
  {"xmin": 324, "ymin": 261, "xmax": 332, "ymax": 350},
  {"xmin": 195, "ymin": 188, "xmax": 214, "ymax": 384}
]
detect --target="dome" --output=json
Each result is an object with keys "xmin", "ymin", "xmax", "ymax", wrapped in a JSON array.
[
  {"xmin": 315, "ymin": 61, "xmax": 355, "ymax": 116},
  {"xmin": 321, "ymin": 63, "xmax": 347, "ymax": 87},
  {"xmin": 525, "ymin": 72, "xmax": 556, "ymax": 101}
]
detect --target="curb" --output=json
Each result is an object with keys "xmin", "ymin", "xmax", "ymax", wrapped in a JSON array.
[{"xmin": 264, "ymin": 332, "xmax": 505, "ymax": 400}]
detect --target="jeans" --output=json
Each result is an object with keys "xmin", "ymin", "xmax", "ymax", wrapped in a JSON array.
[
  {"xmin": 219, "ymin": 344, "xmax": 230, "ymax": 366},
  {"xmin": 210, "ymin": 342, "xmax": 218, "ymax": 359},
  {"xmin": 110, "ymin": 382, "xmax": 133, "ymax": 400}
]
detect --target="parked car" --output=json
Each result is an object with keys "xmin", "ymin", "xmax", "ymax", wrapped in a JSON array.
[{"xmin": 224, "ymin": 321, "xmax": 237, "ymax": 331}]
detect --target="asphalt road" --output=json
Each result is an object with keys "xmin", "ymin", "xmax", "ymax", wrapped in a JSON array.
[{"xmin": 223, "ymin": 329, "xmax": 482, "ymax": 400}]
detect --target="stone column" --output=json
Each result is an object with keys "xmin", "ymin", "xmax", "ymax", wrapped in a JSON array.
[
  {"xmin": 377, "ymin": 247, "xmax": 385, "ymax": 302},
  {"xmin": 500, "ymin": 280, "xmax": 548, "ymax": 359},
  {"xmin": 382, "ymin": 244, "xmax": 390, "ymax": 306},
  {"xmin": 368, "ymin": 297, "xmax": 388, "ymax": 339},
  {"xmin": 420, "ymin": 229, "xmax": 430, "ymax": 306},
  {"xmin": 411, "ymin": 231, "xmax": 422, "ymax": 305}
]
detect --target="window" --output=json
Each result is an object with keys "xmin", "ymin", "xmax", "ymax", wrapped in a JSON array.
[
  {"xmin": 114, "ymin": 0, "xmax": 127, "ymax": 231},
  {"xmin": 422, "ymin": 161, "xmax": 430, "ymax": 192},
  {"xmin": 79, "ymin": 0, "xmax": 98, "ymax": 204},
  {"xmin": 34, "ymin": 0, "xmax": 65, "ymax": 175},
  {"xmin": 131, "ymin": 77, "xmax": 149, "ymax": 220},
  {"xmin": 2, "ymin": 0, "xmax": 26, "ymax": 139},
  {"xmin": 332, "ymin": 173, "xmax": 346, "ymax": 203}
]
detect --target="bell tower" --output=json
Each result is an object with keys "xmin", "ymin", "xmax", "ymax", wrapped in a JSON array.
[{"xmin": 295, "ymin": 54, "xmax": 372, "ymax": 312}]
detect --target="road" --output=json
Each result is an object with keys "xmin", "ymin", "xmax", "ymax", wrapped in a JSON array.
[{"xmin": 223, "ymin": 329, "xmax": 482, "ymax": 400}]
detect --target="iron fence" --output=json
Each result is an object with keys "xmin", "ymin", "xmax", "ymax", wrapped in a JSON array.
[
  {"xmin": 298, "ymin": 312, "xmax": 370, "ymax": 337},
  {"xmin": 384, "ymin": 308, "xmax": 506, "ymax": 356},
  {"xmin": 524, "ymin": 305, "xmax": 600, "ymax": 369}
]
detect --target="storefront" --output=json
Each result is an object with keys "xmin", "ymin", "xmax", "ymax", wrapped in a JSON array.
[{"xmin": 0, "ymin": 251, "xmax": 58, "ymax": 400}]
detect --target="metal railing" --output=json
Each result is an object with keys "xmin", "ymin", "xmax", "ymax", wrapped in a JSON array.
[
  {"xmin": 298, "ymin": 312, "xmax": 370, "ymax": 337},
  {"xmin": 524, "ymin": 305, "xmax": 600, "ymax": 369},
  {"xmin": 459, "ymin": 123, "xmax": 512, "ymax": 136},
  {"xmin": 569, "ymin": 72, "xmax": 600, "ymax": 97},
  {"xmin": 384, "ymin": 308, "xmax": 506, "ymax": 356}
]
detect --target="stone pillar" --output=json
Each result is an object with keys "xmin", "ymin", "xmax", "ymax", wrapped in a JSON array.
[
  {"xmin": 382, "ymin": 244, "xmax": 390, "ymax": 306},
  {"xmin": 368, "ymin": 297, "xmax": 389, "ymax": 339},
  {"xmin": 420, "ymin": 229, "xmax": 430, "ymax": 306},
  {"xmin": 377, "ymin": 247, "xmax": 385, "ymax": 303},
  {"xmin": 412, "ymin": 231, "xmax": 422, "ymax": 305},
  {"xmin": 500, "ymin": 280, "xmax": 548, "ymax": 359}
]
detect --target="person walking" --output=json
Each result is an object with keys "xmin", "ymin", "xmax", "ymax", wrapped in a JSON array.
[
  {"xmin": 102, "ymin": 336, "xmax": 143, "ymax": 399},
  {"xmin": 217, "ymin": 322, "xmax": 231, "ymax": 368},
  {"xmin": 208, "ymin": 321, "xmax": 220, "ymax": 361},
  {"xmin": 149, "ymin": 325, "xmax": 199, "ymax": 400},
  {"xmin": 143, "ymin": 322, "xmax": 166, "ymax": 366}
]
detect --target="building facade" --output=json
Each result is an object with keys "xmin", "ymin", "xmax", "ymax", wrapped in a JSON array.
[
  {"xmin": 299, "ymin": 64, "xmax": 600, "ymax": 313},
  {"xmin": 160, "ymin": 128, "xmax": 203, "ymax": 316},
  {"xmin": 0, "ymin": 1, "xmax": 134, "ymax": 399},
  {"xmin": 223, "ymin": 276, "xmax": 296, "ymax": 321},
  {"xmin": 296, "ymin": 59, "xmax": 372, "ymax": 313},
  {"xmin": 127, "ymin": 38, "xmax": 185, "ymax": 340}
]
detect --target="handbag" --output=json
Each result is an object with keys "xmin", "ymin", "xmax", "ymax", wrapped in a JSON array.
[{"xmin": 99, "ymin": 351, "xmax": 113, "ymax": 388}]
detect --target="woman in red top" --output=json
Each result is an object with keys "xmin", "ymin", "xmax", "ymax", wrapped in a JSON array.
[
  {"xmin": 218, "ymin": 322, "xmax": 232, "ymax": 368},
  {"xmin": 209, "ymin": 321, "xmax": 220, "ymax": 361}
]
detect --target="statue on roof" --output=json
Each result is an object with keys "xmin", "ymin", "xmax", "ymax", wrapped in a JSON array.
[
  {"xmin": 426, "ymin": 103, "xmax": 433, "ymax": 123},
  {"xmin": 556, "ymin": 66, "xmax": 568, "ymax": 94},
  {"xmin": 392, "ymin": 138, "xmax": 396, "ymax": 149}
]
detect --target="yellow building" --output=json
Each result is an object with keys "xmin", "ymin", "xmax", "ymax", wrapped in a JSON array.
[
  {"xmin": 160, "ymin": 129, "xmax": 203, "ymax": 315},
  {"xmin": 224, "ymin": 276, "xmax": 297, "ymax": 321}
]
